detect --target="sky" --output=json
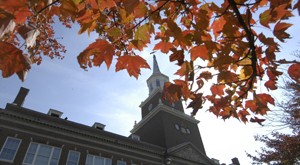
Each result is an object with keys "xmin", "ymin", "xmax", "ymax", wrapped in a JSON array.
[{"xmin": 0, "ymin": 10, "xmax": 300, "ymax": 165}]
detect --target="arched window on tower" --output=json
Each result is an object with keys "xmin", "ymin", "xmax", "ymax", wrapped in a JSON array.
[{"xmin": 156, "ymin": 79, "xmax": 160, "ymax": 87}]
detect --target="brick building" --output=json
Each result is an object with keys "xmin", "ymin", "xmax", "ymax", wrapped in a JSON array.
[{"xmin": 0, "ymin": 56, "xmax": 215, "ymax": 165}]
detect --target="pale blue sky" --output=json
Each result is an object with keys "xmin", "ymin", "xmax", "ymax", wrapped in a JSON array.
[{"xmin": 0, "ymin": 13, "xmax": 299, "ymax": 164}]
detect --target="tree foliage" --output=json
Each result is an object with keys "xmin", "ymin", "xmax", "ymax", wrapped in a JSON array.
[
  {"xmin": 0, "ymin": 0, "xmax": 300, "ymax": 123},
  {"xmin": 247, "ymin": 80, "xmax": 300, "ymax": 164}
]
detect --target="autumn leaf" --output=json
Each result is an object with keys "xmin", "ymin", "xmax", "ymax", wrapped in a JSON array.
[
  {"xmin": 0, "ymin": 12, "xmax": 16, "ymax": 38},
  {"xmin": 124, "ymin": 0, "xmax": 139, "ymax": 14},
  {"xmin": 190, "ymin": 45, "xmax": 210, "ymax": 61},
  {"xmin": 218, "ymin": 71, "xmax": 237, "ymax": 83},
  {"xmin": 18, "ymin": 25, "xmax": 40, "ymax": 48},
  {"xmin": 115, "ymin": 55, "xmax": 150, "ymax": 79},
  {"xmin": 211, "ymin": 84, "xmax": 225, "ymax": 96},
  {"xmin": 77, "ymin": 39, "xmax": 115, "ymax": 70},
  {"xmin": 0, "ymin": 0, "xmax": 31, "ymax": 24},
  {"xmin": 255, "ymin": 93, "xmax": 275, "ymax": 106},
  {"xmin": 265, "ymin": 80, "xmax": 277, "ymax": 90},
  {"xmin": 273, "ymin": 22, "xmax": 292, "ymax": 42},
  {"xmin": 211, "ymin": 16, "xmax": 226, "ymax": 38},
  {"xmin": 154, "ymin": 41, "xmax": 174, "ymax": 53},
  {"xmin": 0, "ymin": 41, "xmax": 31, "ymax": 80},
  {"xmin": 288, "ymin": 63, "xmax": 300, "ymax": 83}
]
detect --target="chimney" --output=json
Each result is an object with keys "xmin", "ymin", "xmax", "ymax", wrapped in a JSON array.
[
  {"xmin": 92, "ymin": 122, "xmax": 106, "ymax": 131},
  {"xmin": 13, "ymin": 87, "xmax": 29, "ymax": 107},
  {"xmin": 231, "ymin": 157, "xmax": 240, "ymax": 165}
]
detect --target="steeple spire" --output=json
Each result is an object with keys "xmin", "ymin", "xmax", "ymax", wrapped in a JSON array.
[
  {"xmin": 153, "ymin": 55, "xmax": 161, "ymax": 74},
  {"xmin": 146, "ymin": 55, "xmax": 169, "ymax": 95}
]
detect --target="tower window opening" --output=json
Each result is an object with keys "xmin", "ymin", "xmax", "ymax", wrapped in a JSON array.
[
  {"xmin": 150, "ymin": 83, "xmax": 153, "ymax": 92},
  {"xmin": 156, "ymin": 79, "xmax": 160, "ymax": 87}
]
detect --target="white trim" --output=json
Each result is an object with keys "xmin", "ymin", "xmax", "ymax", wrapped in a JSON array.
[
  {"xmin": 0, "ymin": 125, "xmax": 163, "ymax": 165},
  {"xmin": 66, "ymin": 150, "xmax": 80, "ymax": 165},
  {"xmin": 131, "ymin": 104, "xmax": 199, "ymax": 134},
  {"xmin": 22, "ymin": 142, "xmax": 61, "ymax": 165},
  {"xmin": 0, "ymin": 136, "xmax": 22, "ymax": 163},
  {"xmin": 117, "ymin": 160, "xmax": 127, "ymax": 165}
]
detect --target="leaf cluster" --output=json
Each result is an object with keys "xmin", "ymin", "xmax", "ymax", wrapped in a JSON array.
[{"xmin": 0, "ymin": 0, "xmax": 300, "ymax": 123}]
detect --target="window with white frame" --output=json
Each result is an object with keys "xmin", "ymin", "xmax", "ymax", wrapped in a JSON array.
[
  {"xmin": 85, "ymin": 154, "xmax": 112, "ymax": 165},
  {"xmin": 23, "ymin": 142, "xmax": 61, "ymax": 165},
  {"xmin": 117, "ymin": 160, "xmax": 126, "ymax": 165},
  {"xmin": 66, "ymin": 150, "xmax": 80, "ymax": 165},
  {"xmin": 0, "ymin": 137, "xmax": 21, "ymax": 162}
]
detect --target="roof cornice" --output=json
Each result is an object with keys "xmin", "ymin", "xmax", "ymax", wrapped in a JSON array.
[{"xmin": 131, "ymin": 104, "xmax": 199, "ymax": 134}]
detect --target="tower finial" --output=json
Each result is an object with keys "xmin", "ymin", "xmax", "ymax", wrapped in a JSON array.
[{"xmin": 153, "ymin": 55, "xmax": 161, "ymax": 74}]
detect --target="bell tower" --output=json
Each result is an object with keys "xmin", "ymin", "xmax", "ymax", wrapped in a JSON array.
[{"xmin": 131, "ymin": 56, "xmax": 211, "ymax": 165}]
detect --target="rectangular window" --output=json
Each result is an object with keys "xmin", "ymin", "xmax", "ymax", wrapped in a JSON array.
[
  {"xmin": 117, "ymin": 160, "xmax": 126, "ymax": 165},
  {"xmin": 85, "ymin": 154, "xmax": 112, "ymax": 165},
  {"xmin": 23, "ymin": 142, "xmax": 61, "ymax": 165},
  {"xmin": 66, "ymin": 150, "xmax": 80, "ymax": 165},
  {"xmin": 0, "ymin": 137, "xmax": 21, "ymax": 162}
]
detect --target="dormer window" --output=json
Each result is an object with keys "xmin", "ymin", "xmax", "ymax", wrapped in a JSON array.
[
  {"xmin": 92, "ymin": 122, "xmax": 106, "ymax": 131},
  {"xmin": 47, "ymin": 109, "xmax": 63, "ymax": 118}
]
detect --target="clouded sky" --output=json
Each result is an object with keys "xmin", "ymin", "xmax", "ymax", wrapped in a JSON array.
[{"xmin": 1, "ymin": 13, "xmax": 299, "ymax": 164}]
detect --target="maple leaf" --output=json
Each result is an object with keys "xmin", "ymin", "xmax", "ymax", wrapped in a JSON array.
[
  {"xmin": 124, "ymin": 0, "xmax": 139, "ymax": 14},
  {"xmin": 265, "ymin": 80, "xmax": 277, "ymax": 90},
  {"xmin": 163, "ymin": 82, "xmax": 182, "ymax": 103},
  {"xmin": 211, "ymin": 16, "xmax": 226, "ymax": 38},
  {"xmin": 188, "ymin": 93, "xmax": 204, "ymax": 116},
  {"xmin": 0, "ymin": 0, "xmax": 32, "ymax": 24},
  {"xmin": 154, "ymin": 41, "xmax": 174, "ymax": 53},
  {"xmin": 238, "ymin": 110, "xmax": 250, "ymax": 123},
  {"xmin": 0, "ymin": 41, "xmax": 31, "ymax": 80},
  {"xmin": 77, "ymin": 39, "xmax": 115, "ymax": 70},
  {"xmin": 18, "ymin": 25, "xmax": 40, "ymax": 48},
  {"xmin": 169, "ymin": 48, "xmax": 184, "ymax": 65},
  {"xmin": 273, "ymin": 22, "xmax": 292, "ymax": 42},
  {"xmin": 217, "ymin": 71, "xmax": 237, "ymax": 83},
  {"xmin": 115, "ymin": 55, "xmax": 150, "ymax": 79},
  {"xmin": 288, "ymin": 63, "xmax": 300, "ymax": 83},
  {"xmin": 211, "ymin": 84, "xmax": 225, "ymax": 96},
  {"xmin": 190, "ymin": 45, "xmax": 210, "ymax": 61},
  {"xmin": 0, "ymin": 12, "xmax": 16, "ymax": 38}
]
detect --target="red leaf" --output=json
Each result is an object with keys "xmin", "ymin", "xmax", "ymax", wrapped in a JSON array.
[
  {"xmin": 190, "ymin": 45, "xmax": 210, "ymax": 61},
  {"xmin": 265, "ymin": 80, "xmax": 277, "ymax": 90},
  {"xmin": 245, "ymin": 100, "xmax": 258, "ymax": 112},
  {"xmin": 0, "ymin": 41, "xmax": 31, "ymax": 81},
  {"xmin": 273, "ymin": 22, "xmax": 292, "ymax": 42},
  {"xmin": 288, "ymin": 63, "xmax": 300, "ymax": 83},
  {"xmin": 211, "ymin": 84, "xmax": 225, "ymax": 96},
  {"xmin": 256, "ymin": 93, "xmax": 275, "ymax": 106},
  {"xmin": 77, "ymin": 39, "xmax": 115, "ymax": 70},
  {"xmin": 115, "ymin": 55, "xmax": 150, "ymax": 79},
  {"xmin": 154, "ymin": 41, "xmax": 174, "ymax": 53},
  {"xmin": 211, "ymin": 16, "xmax": 226, "ymax": 38}
]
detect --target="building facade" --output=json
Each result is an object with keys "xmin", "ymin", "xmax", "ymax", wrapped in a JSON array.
[{"xmin": 0, "ymin": 56, "xmax": 216, "ymax": 165}]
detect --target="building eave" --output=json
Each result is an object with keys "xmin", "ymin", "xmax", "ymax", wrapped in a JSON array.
[{"xmin": 131, "ymin": 104, "xmax": 199, "ymax": 134}]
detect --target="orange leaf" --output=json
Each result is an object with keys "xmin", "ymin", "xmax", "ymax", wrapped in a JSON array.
[
  {"xmin": 217, "ymin": 71, "xmax": 237, "ymax": 83},
  {"xmin": 124, "ymin": 0, "xmax": 139, "ymax": 14},
  {"xmin": 115, "ymin": 55, "xmax": 150, "ymax": 79},
  {"xmin": 98, "ymin": 0, "xmax": 116, "ymax": 10},
  {"xmin": 163, "ymin": 82, "xmax": 182, "ymax": 103},
  {"xmin": 211, "ymin": 16, "xmax": 226, "ymax": 38},
  {"xmin": 154, "ymin": 41, "xmax": 174, "ymax": 53},
  {"xmin": 190, "ymin": 45, "xmax": 210, "ymax": 61},
  {"xmin": 0, "ymin": 12, "xmax": 16, "ymax": 38},
  {"xmin": 288, "ymin": 63, "xmax": 300, "ymax": 83},
  {"xmin": 77, "ymin": 39, "xmax": 115, "ymax": 69},
  {"xmin": 265, "ymin": 80, "xmax": 277, "ymax": 90},
  {"xmin": 255, "ymin": 93, "xmax": 275, "ymax": 106},
  {"xmin": 0, "ymin": 41, "xmax": 31, "ymax": 80},
  {"xmin": 245, "ymin": 100, "xmax": 258, "ymax": 112},
  {"xmin": 0, "ymin": 0, "xmax": 32, "ymax": 24},
  {"xmin": 273, "ymin": 22, "xmax": 292, "ymax": 42},
  {"xmin": 211, "ymin": 84, "xmax": 225, "ymax": 96}
]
